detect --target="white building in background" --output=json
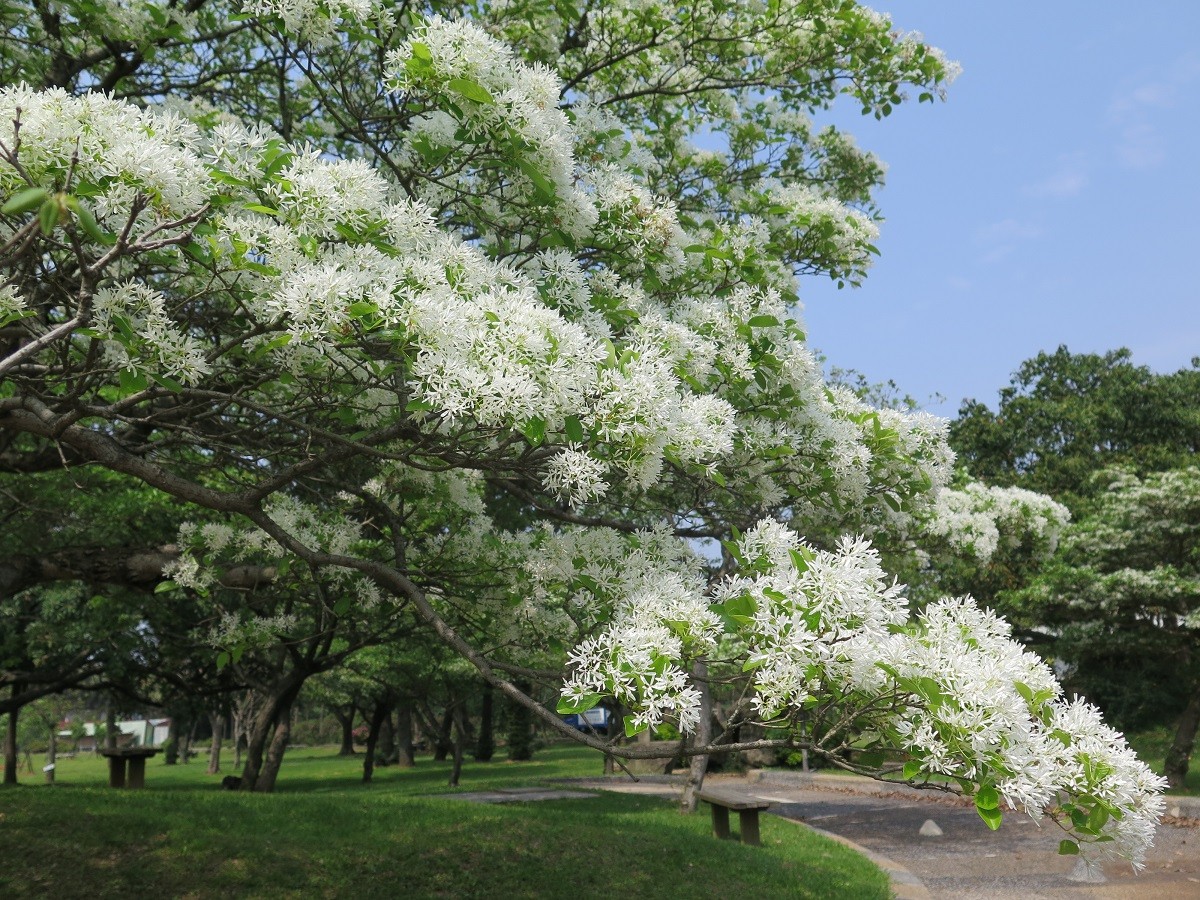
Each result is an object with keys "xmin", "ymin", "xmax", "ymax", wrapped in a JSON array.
[{"xmin": 71, "ymin": 718, "xmax": 171, "ymax": 749}]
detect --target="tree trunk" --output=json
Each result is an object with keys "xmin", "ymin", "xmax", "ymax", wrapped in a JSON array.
[
  {"xmin": 679, "ymin": 659, "xmax": 712, "ymax": 813},
  {"xmin": 4, "ymin": 684, "xmax": 19, "ymax": 784},
  {"xmin": 396, "ymin": 702, "xmax": 415, "ymax": 768},
  {"xmin": 378, "ymin": 709, "xmax": 396, "ymax": 763},
  {"xmin": 363, "ymin": 700, "xmax": 392, "ymax": 784},
  {"xmin": 254, "ymin": 693, "xmax": 297, "ymax": 793},
  {"xmin": 1165, "ymin": 686, "xmax": 1200, "ymax": 789},
  {"xmin": 432, "ymin": 706, "xmax": 453, "ymax": 762},
  {"xmin": 603, "ymin": 702, "xmax": 623, "ymax": 776},
  {"xmin": 45, "ymin": 722, "xmax": 56, "ymax": 784},
  {"xmin": 104, "ymin": 702, "xmax": 117, "ymax": 750},
  {"xmin": 449, "ymin": 703, "xmax": 467, "ymax": 787},
  {"xmin": 333, "ymin": 707, "xmax": 356, "ymax": 756},
  {"xmin": 240, "ymin": 678, "xmax": 304, "ymax": 793},
  {"xmin": 207, "ymin": 710, "xmax": 225, "ymax": 775},
  {"xmin": 180, "ymin": 717, "xmax": 198, "ymax": 763},
  {"xmin": 163, "ymin": 717, "xmax": 179, "ymax": 765},
  {"xmin": 473, "ymin": 685, "xmax": 494, "ymax": 762},
  {"xmin": 505, "ymin": 680, "xmax": 534, "ymax": 761}
]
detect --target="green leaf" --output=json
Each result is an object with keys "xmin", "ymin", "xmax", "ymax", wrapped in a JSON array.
[
  {"xmin": 1058, "ymin": 839, "xmax": 1079, "ymax": 855},
  {"xmin": 516, "ymin": 158, "xmax": 557, "ymax": 202},
  {"xmin": 522, "ymin": 416, "xmax": 546, "ymax": 446},
  {"xmin": 748, "ymin": 314, "xmax": 780, "ymax": 328},
  {"xmin": 976, "ymin": 804, "xmax": 1003, "ymax": 831},
  {"xmin": 902, "ymin": 760, "xmax": 921, "ymax": 780},
  {"xmin": 410, "ymin": 41, "xmax": 432, "ymax": 61},
  {"xmin": 38, "ymin": 198, "xmax": 60, "ymax": 235},
  {"xmin": 333, "ymin": 597, "xmax": 352, "ymax": 616},
  {"xmin": 216, "ymin": 651, "xmax": 231, "ymax": 671},
  {"xmin": 448, "ymin": 77, "xmax": 495, "ymax": 104},
  {"xmin": 150, "ymin": 373, "xmax": 185, "ymax": 393},
  {"xmin": 557, "ymin": 693, "xmax": 603, "ymax": 715},
  {"xmin": 624, "ymin": 717, "xmax": 647, "ymax": 738},
  {"xmin": 564, "ymin": 415, "xmax": 585, "ymax": 443},
  {"xmin": 975, "ymin": 786, "xmax": 1000, "ymax": 810},
  {"xmin": 2, "ymin": 187, "xmax": 49, "ymax": 217},
  {"xmin": 710, "ymin": 469, "xmax": 727, "ymax": 487},
  {"xmin": 64, "ymin": 196, "xmax": 113, "ymax": 245},
  {"xmin": 243, "ymin": 204, "xmax": 279, "ymax": 217},
  {"xmin": 154, "ymin": 580, "xmax": 178, "ymax": 594},
  {"xmin": 119, "ymin": 368, "xmax": 148, "ymax": 394}
]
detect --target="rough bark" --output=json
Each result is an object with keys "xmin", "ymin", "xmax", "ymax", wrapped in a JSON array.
[
  {"xmin": 254, "ymin": 694, "xmax": 296, "ymax": 793},
  {"xmin": 240, "ymin": 678, "xmax": 304, "ymax": 792},
  {"xmin": 679, "ymin": 659, "xmax": 712, "ymax": 813},
  {"xmin": 1165, "ymin": 686, "xmax": 1200, "ymax": 789},
  {"xmin": 206, "ymin": 710, "xmax": 224, "ymax": 775},
  {"xmin": 333, "ymin": 707, "xmax": 356, "ymax": 756}
]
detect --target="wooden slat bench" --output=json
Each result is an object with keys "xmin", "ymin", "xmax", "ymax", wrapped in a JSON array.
[{"xmin": 697, "ymin": 788, "xmax": 771, "ymax": 845}]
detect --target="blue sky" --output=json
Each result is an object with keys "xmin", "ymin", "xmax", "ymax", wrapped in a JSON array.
[{"xmin": 800, "ymin": 3, "xmax": 1200, "ymax": 416}]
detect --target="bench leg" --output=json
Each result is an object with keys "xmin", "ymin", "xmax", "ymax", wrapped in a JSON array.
[
  {"xmin": 107, "ymin": 757, "xmax": 127, "ymax": 789},
  {"xmin": 127, "ymin": 756, "xmax": 147, "ymax": 789},
  {"xmin": 709, "ymin": 804, "xmax": 731, "ymax": 840},
  {"xmin": 739, "ymin": 809, "xmax": 761, "ymax": 846}
]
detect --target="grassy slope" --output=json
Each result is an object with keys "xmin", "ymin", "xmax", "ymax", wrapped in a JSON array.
[{"xmin": 0, "ymin": 746, "xmax": 891, "ymax": 899}]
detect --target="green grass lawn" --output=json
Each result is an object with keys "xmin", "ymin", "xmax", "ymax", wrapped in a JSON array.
[{"xmin": 0, "ymin": 744, "xmax": 891, "ymax": 899}]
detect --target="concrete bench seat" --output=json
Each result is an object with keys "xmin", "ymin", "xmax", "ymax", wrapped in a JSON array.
[{"xmin": 697, "ymin": 788, "xmax": 772, "ymax": 845}]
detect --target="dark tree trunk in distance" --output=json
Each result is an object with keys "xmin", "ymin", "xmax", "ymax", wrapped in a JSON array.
[
  {"xmin": 449, "ymin": 704, "xmax": 467, "ymax": 787},
  {"xmin": 506, "ymin": 680, "xmax": 534, "ymax": 761},
  {"xmin": 473, "ymin": 685, "xmax": 494, "ymax": 762},
  {"xmin": 1165, "ymin": 687, "xmax": 1200, "ymax": 789},
  {"xmin": 4, "ymin": 685, "xmax": 19, "ymax": 784},
  {"xmin": 432, "ymin": 706, "xmax": 453, "ymax": 762},
  {"xmin": 378, "ymin": 709, "xmax": 396, "ymax": 763},
  {"xmin": 363, "ymin": 701, "xmax": 389, "ymax": 784},
  {"xmin": 333, "ymin": 707, "xmax": 356, "ymax": 756},
  {"xmin": 163, "ymin": 717, "xmax": 179, "ymax": 765},
  {"xmin": 207, "ymin": 710, "xmax": 225, "ymax": 774},
  {"xmin": 396, "ymin": 702, "xmax": 415, "ymax": 767}
]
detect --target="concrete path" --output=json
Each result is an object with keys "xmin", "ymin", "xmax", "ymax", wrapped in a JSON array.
[{"xmin": 570, "ymin": 773, "xmax": 1200, "ymax": 899}]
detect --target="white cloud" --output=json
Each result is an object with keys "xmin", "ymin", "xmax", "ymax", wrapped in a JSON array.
[
  {"xmin": 975, "ymin": 219, "xmax": 1043, "ymax": 264},
  {"xmin": 1108, "ymin": 52, "xmax": 1200, "ymax": 169},
  {"xmin": 1023, "ymin": 166, "xmax": 1088, "ymax": 198}
]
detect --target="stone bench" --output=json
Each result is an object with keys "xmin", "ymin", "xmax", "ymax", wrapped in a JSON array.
[{"xmin": 697, "ymin": 788, "xmax": 771, "ymax": 845}]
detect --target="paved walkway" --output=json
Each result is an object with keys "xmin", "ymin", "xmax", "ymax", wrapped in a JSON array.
[{"xmin": 570, "ymin": 773, "xmax": 1200, "ymax": 899}]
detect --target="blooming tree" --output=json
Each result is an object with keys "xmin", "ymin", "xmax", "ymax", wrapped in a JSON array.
[{"xmin": 0, "ymin": 0, "xmax": 1165, "ymax": 864}]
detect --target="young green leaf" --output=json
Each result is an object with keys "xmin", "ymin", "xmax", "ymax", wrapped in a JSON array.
[{"xmin": 1, "ymin": 186, "xmax": 49, "ymax": 216}]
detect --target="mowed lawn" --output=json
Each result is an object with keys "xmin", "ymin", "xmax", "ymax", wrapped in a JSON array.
[{"xmin": 0, "ymin": 745, "xmax": 890, "ymax": 899}]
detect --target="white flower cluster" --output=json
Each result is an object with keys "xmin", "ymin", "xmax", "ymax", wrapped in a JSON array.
[
  {"xmin": 705, "ymin": 521, "xmax": 1164, "ymax": 867},
  {"xmin": 243, "ymin": 0, "xmax": 384, "ymax": 45},
  {"xmin": 91, "ymin": 282, "xmax": 211, "ymax": 384},
  {"xmin": 388, "ymin": 16, "xmax": 597, "ymax": 240},
  {"xmin": 0, "ymin": 86, "xmax": 210, "ymax": 228},
  {"xmin": 926, "ymin": 482, "xmax": 1071, "ymax": 562}
]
